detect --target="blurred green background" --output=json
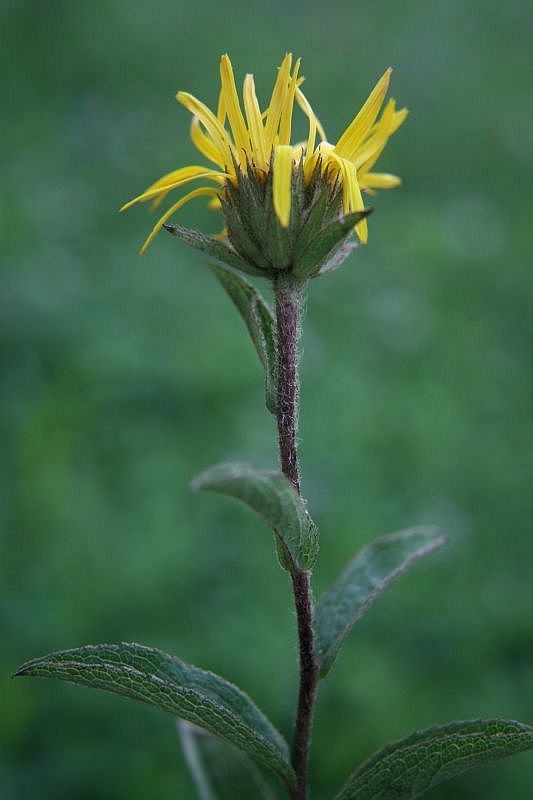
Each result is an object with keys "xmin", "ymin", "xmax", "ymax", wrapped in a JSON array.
[{"xmin": 2, "ymin": 0, "xmax": 532, "ymax": 797}]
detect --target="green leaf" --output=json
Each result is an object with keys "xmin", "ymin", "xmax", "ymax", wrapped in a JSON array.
[
  {"xmin": 292, "ymin": 209, "xmax": 372, "ymax": 278},
  {"xmin": 163, "ymin": 224, "xmax": 266, "ymax": 277},
  {"xmin": 314, "ymin": 527, "xmax": 445, "ymax": 677},
  {"xmin": 179, "ymin": 720, "xmax": 276, "ymax": 800},
  {"xmin": 191, "ymin": 462, "xmax": 319, "ymax": 571},
  {"xmin": 206, "ymin": 263, "xmax": 277, "ymax": 415},
  {"xmin": 14, "ymin": 643, "xmax": 294, "ymax": 788},
  {"xmin": 334, "ymin": 719, "xmax": 533, "ymax": 799}
]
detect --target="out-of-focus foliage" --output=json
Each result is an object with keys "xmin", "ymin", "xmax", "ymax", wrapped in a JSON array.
[{"xmin": 1, "ymin": 1, "xmax": 532, "ymax": 798}]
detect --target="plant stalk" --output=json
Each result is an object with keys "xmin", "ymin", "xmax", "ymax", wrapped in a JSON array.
[{"xmin": 274, "ymin": 272, "xmax": 318, "ymax": 800}]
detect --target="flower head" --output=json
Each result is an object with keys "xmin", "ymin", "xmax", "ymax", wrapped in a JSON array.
[{"xmin": 122, "ymin": 54, "xmax": 407, "ymax": 276}]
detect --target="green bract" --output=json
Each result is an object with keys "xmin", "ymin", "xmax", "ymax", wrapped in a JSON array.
[{"xmin": 166, "ymin": 160, "xmax": 372, "ymax": 280}]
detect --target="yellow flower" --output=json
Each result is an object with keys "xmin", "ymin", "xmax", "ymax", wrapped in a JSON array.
[{"xmin": 121, "ymin": 54, "xmax": 407, "ymax": 255}]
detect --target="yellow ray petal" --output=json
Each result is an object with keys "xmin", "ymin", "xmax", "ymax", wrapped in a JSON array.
[
  {"xmin": 357, "ymin": 103, "xmax": 408, "ymax": 175},
  {"xmin": 216, "ymin": 88, "xmax": 226, "ymax": 123},
  {"xmin": 150, "ymin": 193, "xmax": 169, "ymax": 211},
  {"xmin": 353, "ymin": 98, "xmax": 397, "ymax": 171},
  {"xmin": 331, "ymin": 155, "xmax": 368, "ymax": 243},
  {"xmin": 140, "ymin": 186, "xmax": 219, "ymax": 253},
  {"xmin": 335, "ymin": 68, "xmax": 392, "ymax": 161},
  {"xmin": 264, "ymin": 53, "xmax": 292, "ymax": 157},
  {"xmin": 243, "ymin": 73, "xmax": 268, "ymax": 169},
  {"xmin": 389, "ymin": 106, "xmax": 408, "ymax": 134},
  {"xmin": 190, "ymin": 116, "xmax": 225, "ymax": 167},
  {"xmin": 120, "ymin": 169, "xmax": 225, "ymax": 212},
  {"xmin": 273, "ymin": 144, "xmax": 293, "ymax": 228},
  {"xmin": 291, "ymin": 143, "xmax": 306, "ymax": 160},
  {"xmin": 278, "ymin": 58, "xmax": 301, "ymax": 145},
  {"xmin": 145, "ymin": 165, "xmax": 215, "ymax": 193},
  {"xmin": 360, "ymin": 172, "xmax": 402, "ymax": 189},
  {"xmin": 303, "ymin": 147, "xmax": 320, "ymax": 183},
  {"xmin": 220, "ymin": 54, "xmax": 250, "ymax": 165},
  {"xmin": 295, "ymin": 87, "xmax": 327, "ymax": 143},
  {"xmin": 176, "ymin": 91, "xmax": 234, "ymax": 169}
]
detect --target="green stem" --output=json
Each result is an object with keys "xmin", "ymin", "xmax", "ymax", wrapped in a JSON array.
[{"xmin": 274, "ymin": 272, "xmax": 318, "ymax": 800}]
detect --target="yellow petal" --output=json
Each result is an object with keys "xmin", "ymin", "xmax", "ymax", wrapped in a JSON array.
[
  {"xmin": 264, "ymin": 53, "xmax": 292, "ymax": 157},
  {"xmin": 303, "ymin": 147, "xmax": 320, "ymax": 183},
  {"xmin": 176, "ymin": 91, "xmax": 234, "ymax": 169},
  {"xmin": 356, "ymin": 102, "xmax": 408, "ymax": 176},
  {"xmin": 243, "ymin": 73, "xmax": 268, "ymax": 169},
  {"xmin": 331, "ymin": 155, "xmax": 368, "ymax": 243},
  {"xmin": 278, "ymin": 58, "xmax": 301, "ymax": 145},
  {"xmin": 145, "ymin": 165, "xmax": 215, "ymax": 193},
  {"xmin": 335, "ymin": 68, "xmax": 392, "ymax": 161},
  {"xmin": 190, "ymin": 116, "xmax": 225, "ymax": 167},
  {"xmin": 295, "ymin": 87, "xmax": 327, "ymax": 143},
  {"xmin": 390, "ymin": 106, "xmax": 408, "ymax": 134},
  {"xmin": 216, "ymin": 88, "xmax": 226, "ymax": 123},
  {"xmin": 120, "ymin": 168, "xmax": 225, "ymax": 212},
  {"xmin": 273, "ymin": 144, "xmax": 293, "ymax": 227},
  {"xmin": 360, "ymin": 172, "xmax": 402, "ymax": 189},
  {"xmin": 140, "ymin": 187, "xmax": 219, "ymax": 253},
  {"xmin": 355, "ymin": 99, "xmax": 395, "ymax": 163},
  {"xmin": 219, "ymin": 54, "xmax": 250, "ymax": 165}
]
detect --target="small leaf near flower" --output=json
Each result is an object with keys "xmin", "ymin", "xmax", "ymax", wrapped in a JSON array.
[
  {"xmin": 206, "ymin": 262, "xmax": 278, "ymax": 414},
  {"xmin": 191, "ymin": 462, "xmax": 319, "ymax": 571}
]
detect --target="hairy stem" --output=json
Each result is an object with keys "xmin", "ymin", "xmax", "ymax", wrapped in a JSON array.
[
  {"xmin": 275, "ymin": 273, "xmax": 302, "ymax": 495},
  {"xmin": 274, "ymin": 272, "xmax": 318, "ymax": 800}
]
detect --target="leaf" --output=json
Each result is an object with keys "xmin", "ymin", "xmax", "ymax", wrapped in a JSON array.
[
  {"xmin": 292, "ymin": 209, "xmax": 372, "ymax": 278},
  {"xmin": 163, "ymin": 224, "xmax": 266, "ymax": 277},
  {"xmin": 334, "ymin": 718, "xmax": 533, "ymax": 799},
  {"xmin": 191, "ymin": 462, "xmax": 319, "ymax": 571},
  {"xmin": 206, "ymin": 263, "xmax": 277, "ymax": 415},
  {"xmin": 14, "ymin": 643, "xmax": 294, "ymax": 788},
  {"xmin": 179, "ymin": 720, "xmax": 277, "ymax": 800},
  {"xmin": 314, "ymin": 527, "xmax": 445, "ymax": 677}
]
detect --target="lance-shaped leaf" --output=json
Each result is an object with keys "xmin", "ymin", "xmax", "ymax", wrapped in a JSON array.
[
  {"xmin": 314, "ymin": 527, "xmax": 445, "ymax": 677},
  {"xmin": 163, "ymin": 224, "xmax": 266, "ymax": 277},
  {"xmin": 334, "ymin": 719, "xmax": 533, "ymax": 800},
  {"xmin": 191, "ymin": 463, "xmax": 319, "ymax": 571},
  {"xmin": 14, "ymin": 643, "xmax": 294, "ymax": 788},
  {"xmin": 179, "ymin": 720, "xmax": 276, "ymax": 800},
  {"xmin": 292, "ymin": 209, "xmax": 372, "ymax": 279},
  {"xmin": 207, "ymin": 263, "xmax": 277, "ymax": 415}
]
